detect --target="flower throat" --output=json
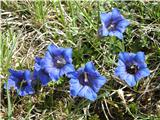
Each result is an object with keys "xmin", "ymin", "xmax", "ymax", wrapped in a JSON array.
[{"xmin": 127, "ymin": 64, "xmax": 138, "ymax": 74}]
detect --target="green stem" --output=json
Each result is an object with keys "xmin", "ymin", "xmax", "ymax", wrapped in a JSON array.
[{"xmin": 7, "ymin": 83, "xmax": 12, "ymax": 120}]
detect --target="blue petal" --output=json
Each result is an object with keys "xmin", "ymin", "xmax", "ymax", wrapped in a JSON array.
[
  {"xmin": 24, "ymin": 70, "xmax": 31, "ymax": 81},
  {"xmin": 98, "ymin": 26, "xmax": 109, "ymax": 37},
  {"xmin": 39, "ymin": 71, "xmax": 51, "ymax": 86},
  {"xmin": 117, "ymin": 59, "xmax": 126, "ymax": 67},
  {"xmin": 116, "ymin": 26, "xmax": 126, "ymax": 33},
  {"xmin": 33, "ymin": 70, "xmax": 38, "ymax": 80},
  {"xmin": 43, "ymin": 57, "xmax": 54, "ymax": 68},
  {"xmin": 17, "ymin": 89, "xmax": 27, "ymax": 96},
  {"xmin": 124, "ymin": 74, "xmax": 136, "ymax": 87},
  {"xmin": 91, "ymin": 76, "xmax": 107, "ymax": 93},
  {"xmin": 47, "ymin": 44, "xmax": 63, "ymax": 56},
  {"xmin": 34, "ymin": 57, "xmax": 42, "ymax": 71},
  {"xmin": 135, "ymin": 52, "xmax": 147, "ymax": 68},
  {"xmin": 67, "ymin": 71, "xmax": 78, "ymax": 79},
  {"xmin": 70, "ymin": 78, "xmax": 83, "ymax": 96},
  {"xmin": 119, "ymin": 52, "xmax": 135, "ymax": 63},
  {"xmin": 60, "ymin": 64, "xmax": 75, "ymax": 76},
  {"xmin": 135, "ymin": 52, "xmax": 145, "ymax": 61},
  {"xmin": 9, "ymin": 69, "xmax": 24, "ymax": 78},
  {"xmin": 45, "ymin": 51, "xmax": 53, "ymax": 59},
  {"xmin": 4, "ymin": 77, "xmax": 18, "ymax": 90},
  {"xmin": 112, "ymin": 8, "xmax": 121, "ymax": 17},
  {"xmin": 115, "ymin": 31, "xmax": 123, "ymax": 40},
  {"xmin": 47, "ymin": 68, "xmax": 60, "ymax": 81},
  {"xmin": 89, "ymin": 71, "xmax": 101, "ymax": 79},
  {"xmin": 117, "ymin": 19, "xmax": 130, "ymax": 30},
  {"xmin": 115, "ymin": 66, "xmax": 126, "ymax": 76},
  {"xmin": 84, "ymin": 61, "xmax": 95, "ymax": 73},
  {"xmin": 63, "ymin": 48, "xmax": 73, "ymax": 63},
  {"xmin": 135, "ymin": 68, "xmax": 150, "ymax": 81},
  {"xmin": 100, "ymin": 12, "xmax": 112, "ymax": 27},
  {"xmin": 78, "ymin": 86, "xmax": 97, "ymax": 101},
  {"xmin": 35, "ymin": 57, "xmax": 42, "ymax": 64},
  {"xmin": 109, "ymin": 30, "xmax": 123, "ymax": 40},
  {"xmin": 34, "ymin": 62, "xmax": 41, "ymax": 71},
  {"xmin": 25, "ymin": 86, "xmax": 35, "ymax": 95},
  {"xmin": 77, "ymin": 67, "xmax": 85, "ymax": 75},
  {"xmin": 111, "ymin": 8, "xmax": 123, "ymax": 23}
]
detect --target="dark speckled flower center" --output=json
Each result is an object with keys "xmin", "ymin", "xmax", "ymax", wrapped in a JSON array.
[
  {"xmin": 17, "ymin": 79, "xmax": 28, "ymax": 88},
  {"xmin": 54, "ymin": 56, "xmax": 66, "ymax": 68},
  {"xmin": 79, "ymin": 72, "xmax": 91, "ymax": 86},
  {"xmin": 126, "ymin": 64, "xmax": 138, "ymax": 74}
]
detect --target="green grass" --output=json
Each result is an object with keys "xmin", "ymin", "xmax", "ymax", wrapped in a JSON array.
[
  {"xmin": 1, "ymin": 28, "xmax": 19, "ymax": 120},
  {"xmin": 1, "ymin": 0, "xmax": 160, "ymax": 120}
]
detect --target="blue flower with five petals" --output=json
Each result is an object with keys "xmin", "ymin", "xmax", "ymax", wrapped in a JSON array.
[
  {"xmin": 43, "ymin": 44, "xmax": 75, "ymax": 81},
  {"xmin": 98, "ymin": 8, "xmax": 130, "ymax": 40},
  {"xmin": 115, "ymin": 52, "xmax": 150, "ymax": 87},
  {"xmin": 4, "ymin": 69, "xmax": 35, "ymax": 96},
  {"xmin": 69, "ymin": 61, "xmax": 107, "ymax": 101}
]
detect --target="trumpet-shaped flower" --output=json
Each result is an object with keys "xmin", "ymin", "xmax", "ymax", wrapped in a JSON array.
[
  {"xmin": 4, "ymin": 69, "xmax": 35, "ymax": 96},
  {"xmin": 115, "ymin": 52, "xmax": 150, "ymax": 87},
  {"xmin": 43, "ymin": 44, "xmax": 75, "ymax": 81},
  {"xmin": 69, "ymin": 61, "xmax": 107, "ymax": 101},
  {"xmin": 98, "ymin": 8, "xmax": 130, "ymax": 40},
  {"xmin": 33, "ymin": 57, "xmax": 51, "ymax": 86}
]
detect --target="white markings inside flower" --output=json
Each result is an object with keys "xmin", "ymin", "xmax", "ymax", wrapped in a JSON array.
[
  {"xmin": 84, "ymin": 72, "xmax": 88, "ymax": 83},
  {"xmin": 126, "ymin": 64, "xmax": 139, "ymax": 74},
  {"xmin": 55, "ymin": 56, "xmax": 66, "ymax": 68},
  {"xmin": 79, "ymin": 72, "xmax": 92, "ymax": 86},
  {"xmin": 108, "ymin": 23, "xmax": 116, "ymax": 30}
]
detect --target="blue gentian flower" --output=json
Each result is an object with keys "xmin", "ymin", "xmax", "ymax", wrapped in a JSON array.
[
  {"xmin": 98, "ymin": 8, "xmax": 130, "ymax": 39},
  {"xmin": 4, "ymin": 69, "xmax": 35, "ymax": 96},
  {"xmin": 43, "ymin": 44, "xmax": 75, "ymax": 81},
  {"xmin": 33, "ymin": 57, "xmax": 51, "ymax": 86},
  {"xmin": 115, "ymin": 52, "xmax": 150, "ymax": 87},
  {"xmin": 69, "ymin": 61, "xmax": 107, "ymax": 101}
]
